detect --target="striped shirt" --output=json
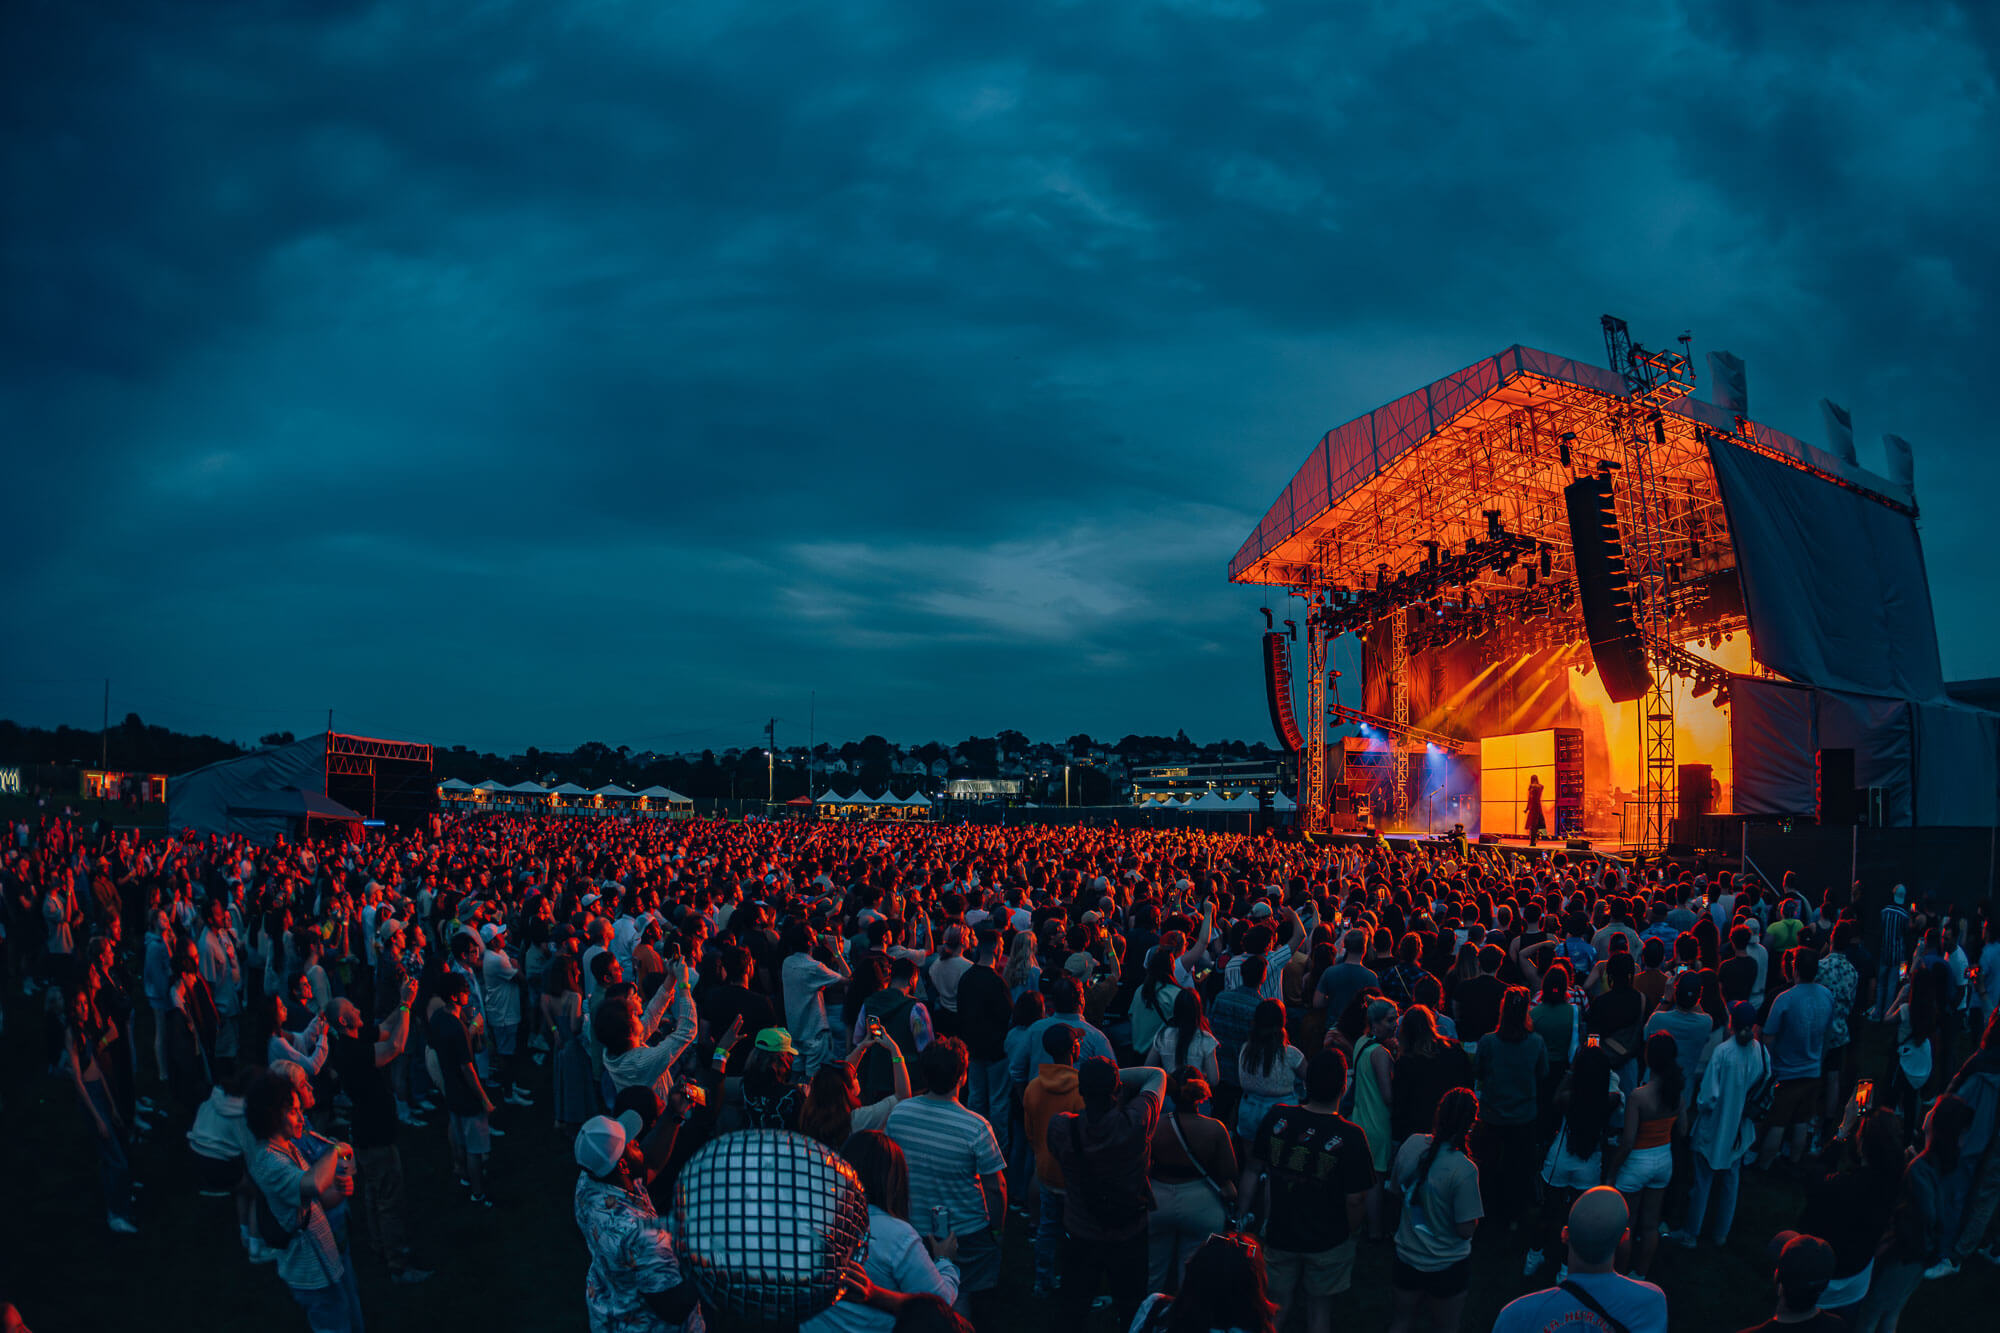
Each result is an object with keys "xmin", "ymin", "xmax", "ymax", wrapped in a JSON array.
[{"xmin": 885, "ymin": 1096, "xmax": 1003, "ymax": 1239}]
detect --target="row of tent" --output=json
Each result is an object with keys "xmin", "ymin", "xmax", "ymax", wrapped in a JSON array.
[
  {"xmin": 1136, "ymin": 788, "xmax": 1297, "ymax": 811},
  {"xmin": 438, "ymin": 778, "xmax": 694, "ymax": 807},
  {"xmin": 814, "ymin": 790, "xmax": 932, "ymax": 808}
]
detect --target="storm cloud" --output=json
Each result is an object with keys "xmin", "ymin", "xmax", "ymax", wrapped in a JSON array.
[{"xmin": 4, "ymin": 0, "xmax": 1995, "ymax": 753}]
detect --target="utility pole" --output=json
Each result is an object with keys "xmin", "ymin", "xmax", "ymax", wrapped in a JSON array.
[
  {"xmin": 767, "ymin": 717, "xmax": 776, "ymax": 803},
  {"xmin": 99, "ymin": 679, "xmax": 108, "ymax": 825},
  {"xmin": 809, "ymin": 691, "xmax": 815, "ymax": 799}
]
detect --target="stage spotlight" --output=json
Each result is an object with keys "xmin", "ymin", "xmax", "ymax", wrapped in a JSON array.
[
  {"xmin": 1560, "ymin": 432, "xmax": 1575, "ymax": 468},
  {"xmin": 1539, "ymin": 546, "xmax": 1552, "ymax": 578},
  {"xmin": 1692, "ymin": 679, "xmax": 1715, "ymax": 698}
]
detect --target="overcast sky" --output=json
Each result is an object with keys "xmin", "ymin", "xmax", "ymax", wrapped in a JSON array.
[{"xmin": 4, "ymin": 1, "xmax": 1995, "ymax": 756}]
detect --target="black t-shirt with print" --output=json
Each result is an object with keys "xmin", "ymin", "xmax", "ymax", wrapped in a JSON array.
[{"xmin": 1253, "ymin": 1105, "xmax": 1377, "ymax": 1253}]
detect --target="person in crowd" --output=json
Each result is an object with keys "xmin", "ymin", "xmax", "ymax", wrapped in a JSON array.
[
  {"xmin": 1388, "ymin": 1087, "xmax": 1482, "ymax": 1333},
  {"xmin": 244, "ymin": 1070, "xmax": 359, "ymax": 1331},
  {"xmin": 542, "ymin": 954, "xmax": 594, "ymax": 1132},
  {"xmin": 479, "ymin": 921, "xmax": 533, "ymax": 1108},
  {"xmin": 781, "ymin": 920, "xmax": 852, "ymax": 1077},
  {"xmin": 1935, "ymin": 1008, "xmax": 2000, "ymax": 1271},
  {"xmin": 1208, "ymin": 954, "xmax": 1266, "ymax": 1102},
  {"xmin": 1474, "ymin": 985, "xmax": 1547, "ymax": 1231},
  {"xmin": 1147, "ymin": 988, "xmax": 1220, "ymax": 1088},
  {"xmin": 327, "ymin": 987, "xmax": 432, "ymax": 1284},
  {"xmin": 807, "ymin": 1130, "xmax": 961, "ymax": 1333},
  {"xmin": 887, "ymin": 1038, "xmax": 1006, "ymax": 1320},
  {"xmin": 197, "ymin": 897, "xmax": 246, "ymax": 1072},
  {"xmin": 427, "ymin": 971, "xmax": 496, "ymax": 1207},
  {"xmin": 1736, "ymin": 1230, "xmax": 1844, "ymax": 1333},
  {"xmin": 1756, "ymin": 948, "xmax": 1834, "ymax": 1169},
  {"xmin": 1529, "ymin": 1043, "xmax": 1621, "ymax": 1279},
  {"xmin": 800, "ymin": 1031, "xmax": 914, "ymax": 1148},
  {"xmin": 1851, "ymin": 1095, "xmax": 1971, "ymax": 1330},
  {"xmin": 1314, "ymin": 930, "xmax": 1377, "ymax": 1024},
  {"xmin": 857, "ymin": 957, "xmax": 935, "ymax": 1100},
  {"xmin": 1667, "ymin": 1001, "xmax": 1770, "ymax": 1250},
  {"xmin": 599, "ymin": 959, "xmax": 699, "ymax": 1104},
  {"xmin": 62, "ymin": 984, "xmax": 138, "ymax": 1234},
  {"xmin": 1796, "ymin": 1102, "xmax": 1904, "ymax": 1312},
  {"xmin": 954, "ymin": 927, "xmax": 1014, "ymax": 1154},
  {"xmin": 1145, "ymin": 1067, "xmax": 1234, "ymax": 1291},
  {"xmin": 1046, "ymin": 1056, "xmax": 1164, "ymax": 1325},
  {"xmin": 1643, "ymin": 972, "xmax": 1715, "ymax": 1103},
  {"xmin": 1349, "ymin": 997, "xmax": 1397, "ymax": 1232},
  {"xmin": 1009, "ymin": 975, "xmax": 1114, "ymax": 1089},
  {"xmin": 1494, "ymin": 1187, "xmax": 1668, "ymax": 1333},
  {"xmin": 1585, "ymin": 954, "xmax": 1646, "ymax": 1095},
  {"xmin": 1609, "ymin": 1033, "xmax": 1684, "ymax": 1279},
  {"xmin": 1128, "ymin": 1232, "xmax": 1278, "ymax": 1333},
  {"xmin": 1234, "ymin": 999, "xmax": 1304, "ymax": 1140},
  {"xmin": 1391, "ymin": 1004, "xmax": 1473, "ymax": 1160},
  {"xmin": 1239, "ymin": 1049, "xmax": 1372, "ymax": 1333},
  {"xmin": 1022, "ymin": 1022, "xmax": 1084, "ymax": 1298},
  {"xmin": 571, "ymin": 1087, "xmax": 700, "ymax": 1333}
]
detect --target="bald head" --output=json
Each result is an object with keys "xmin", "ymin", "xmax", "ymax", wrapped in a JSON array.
[
  {"xmin": 329, "ymin": 998, "xmax": 362, "ymax": 1033},
  {"xmin": 1565, "ymin": 1187, "xmax": 1630, "ymax": 1266}
]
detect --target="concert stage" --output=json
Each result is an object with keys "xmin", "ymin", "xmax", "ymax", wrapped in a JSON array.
[{"xmin": 1234, "ymin": 317, "xmax": 1999, "ymax": 881}]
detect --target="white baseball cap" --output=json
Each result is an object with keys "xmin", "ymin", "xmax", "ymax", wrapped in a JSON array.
[{"xmin": 574, "ymin": 1110, "xmax": 644, "ymax": 1176}]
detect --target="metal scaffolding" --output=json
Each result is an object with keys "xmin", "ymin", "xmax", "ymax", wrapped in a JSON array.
[
  {"xmin": 1302, "ymin": 610, "xmax": 1330, "ymax": 833},
  {"xmin": 1390, "ymin": 607, "xmax": 1410, "ymax": 822},
  {"xmin": 1604, "ymin": 317, "xmax": 1695, "ymax": 851}
]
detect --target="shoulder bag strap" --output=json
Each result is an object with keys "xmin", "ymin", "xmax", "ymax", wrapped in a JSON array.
[
  {"xmin": 1557, "ymin": 1280, "xmax": 1633, "ymax": 1333},
  {"xmin": 1167, "ymin": 1110, "xmax": 1227, "ymax": 1204}
]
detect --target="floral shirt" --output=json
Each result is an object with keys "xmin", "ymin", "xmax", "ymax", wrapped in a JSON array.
[
  {"xmin": 1819, "ymin": 951, "xmax": 1859, "ymax": 1050},
  {"xmin": 574, "ymin": 1172, "xmax": 702, "ymax": 1333}
]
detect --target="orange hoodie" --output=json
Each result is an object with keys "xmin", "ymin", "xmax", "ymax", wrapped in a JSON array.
[{"xmin": 1024, "ymin": 1062, "xmax": 1083, "ymax": 1188}]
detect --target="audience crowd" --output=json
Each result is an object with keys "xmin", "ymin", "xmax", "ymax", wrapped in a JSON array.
[{"xmin": 5, "ymin": 808, "xmax": 2000, "ymax": 1333}]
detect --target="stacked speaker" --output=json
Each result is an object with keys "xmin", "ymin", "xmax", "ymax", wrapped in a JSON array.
[{"xmin": 1563, "ymin": 476, "xmax": 1651, "ymax": 702}]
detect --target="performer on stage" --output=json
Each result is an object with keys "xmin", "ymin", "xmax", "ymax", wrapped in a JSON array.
[{"xmin": 1525, "ymin": 774, "xmax": 1547, "ymax": 845}]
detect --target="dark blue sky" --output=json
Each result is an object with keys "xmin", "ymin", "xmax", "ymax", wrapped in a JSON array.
[{"xmin": 5, "ymin": 2, "xmax": 1995, "ymax": 756}]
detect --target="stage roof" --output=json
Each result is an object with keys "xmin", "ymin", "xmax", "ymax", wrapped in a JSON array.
[{"xmin": 1229, "ymin": 344, "xmax": 1914, "ymax": 593}]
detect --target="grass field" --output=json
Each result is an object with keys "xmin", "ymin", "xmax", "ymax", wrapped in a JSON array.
[{"xmin": 1, "ymin": 995, "xmax": 1992, "ymax": 1332}]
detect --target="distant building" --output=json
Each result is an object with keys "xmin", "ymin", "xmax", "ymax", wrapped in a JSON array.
[{"xmin": 1129, "ymin": 758, "xmax": 1290, "ymax": 805}]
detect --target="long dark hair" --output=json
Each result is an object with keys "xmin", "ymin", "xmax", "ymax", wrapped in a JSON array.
[
  {"xmin": 1160, "ymin": 988, "xmax": 1208, "ymax": 1068},
  {"xmin": 1642, "ymin": 1031, "xmax": 1683, "ymax": 1106},
  {"xmin": 1164, "ymin": 1235, "xmax": 1277, "ymax": 1333},
  {"xmin": 800, "ymin": 1064, "xmax": 861, "ymax": 1149},
  {"xmin": 1563, "ymin": 1045, "xmax": 1615, "ymax": 1154},
  {"xmin": 840, "ymin": 1129, "xmax": 909, "ymax": 1219},
  {"xmin": 1243, "ymin": 999, "xmax": 1288, "ymax": 1077},
  {"xmin": 1140, "ymin": 934, "xmax": 1182, "ymax": 1014},
  {"xmin": 1414, "ymin": 1087, "xmax": 1479, "ymax": 1193}
]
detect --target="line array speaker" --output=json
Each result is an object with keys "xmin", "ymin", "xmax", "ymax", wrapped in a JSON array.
[{"xmin": 1563, "ymin": 476, "xmax": 1651, "ymax": 702}]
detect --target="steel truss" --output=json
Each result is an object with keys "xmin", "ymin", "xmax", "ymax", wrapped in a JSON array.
[
  {"xmin": 1302, "ymin": 611, "xmax": 1329, "ymax": 833},
  {"xmin": 1390, "ymin": 608, "xmax": 1410, "ymax": 822},
  {"xmin": 326, "ymin": 733, "xmax": 434, "ymax": 764},
  {"xmin": 1605, "ymin": 318, "xmax": 1692, "ymax": 852}
]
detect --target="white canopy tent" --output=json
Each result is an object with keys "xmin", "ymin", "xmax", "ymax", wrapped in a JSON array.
[{"xmin": 439, "ymin": 777, "xmax": 475, "ymax": 792}]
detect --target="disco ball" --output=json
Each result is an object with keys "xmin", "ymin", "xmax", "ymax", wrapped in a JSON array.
[{"xmin": 673, "ymin": 1129, "xmax": 871, "ymax": 1327}]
